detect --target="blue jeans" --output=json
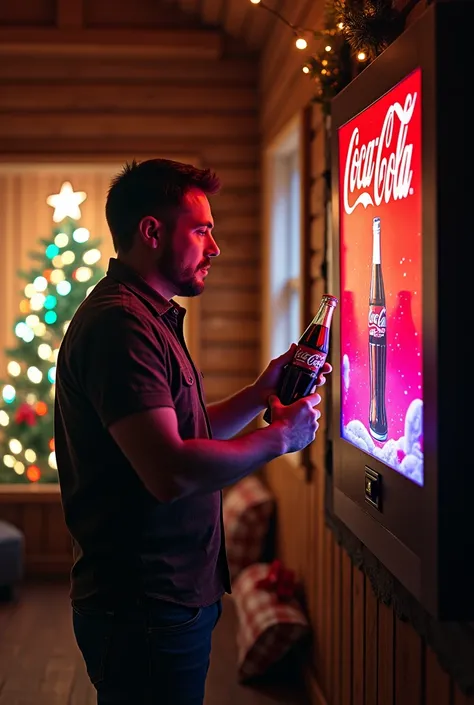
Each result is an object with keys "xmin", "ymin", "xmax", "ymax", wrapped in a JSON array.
[{"xmin": 72, "ymin": 597, "xmax": 222, "ymax": 705}]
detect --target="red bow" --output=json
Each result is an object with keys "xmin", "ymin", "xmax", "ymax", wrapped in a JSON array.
[
  {"xmin": 15, "ymin": 403, "xmax": 36, "ymax": 426},
  {"xmin": 255, "ymin": 559, "xmax": 297, "ymax": 601}
]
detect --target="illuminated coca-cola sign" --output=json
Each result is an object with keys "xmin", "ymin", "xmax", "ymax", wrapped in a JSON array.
[
  {"xmin": 342, "ymin": 72, "xmax": 420, "ymax": 216},
  {"xmin": 338, "ymin": 67, "xmax": 423, "ymax": 487}
]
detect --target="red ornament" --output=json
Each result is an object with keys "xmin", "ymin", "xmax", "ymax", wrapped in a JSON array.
[
  {"xmin": 15, "ymin": 403, "xmax": 37, "ymax": 426},
  {"xmin": 255, "ymin": 559, "xmax": 297, "ymax": 601}
]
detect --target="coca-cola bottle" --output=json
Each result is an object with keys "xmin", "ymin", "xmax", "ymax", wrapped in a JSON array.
[
  {"xmin": 368, "ymin": 216, "xmax": 388, "ymax": 441},
  {"xmin": 263, "ymin": 294, "xmax": 338, "ymax": 424}
]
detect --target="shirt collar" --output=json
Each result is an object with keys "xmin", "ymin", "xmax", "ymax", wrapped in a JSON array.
[{"xmin": 106, "ymin": 257, "xmax": 183, "ymax": 318}]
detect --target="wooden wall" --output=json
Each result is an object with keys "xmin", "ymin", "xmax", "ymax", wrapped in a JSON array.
[
  {"xmin": 259, "ymin": 2, "xmax": 474, "ymax": 705},
  {"xmin": 3, "ymin": 1, "xmax": 472, "ymax": 704},
  {"xmin": 0, "ymin": 485, "xmax": 72, "ymax": 576},
  {"xmin": 0, "ymin": 0, "xmax": 262, "ymax": 407},
  {"xmin": 0, "ymin": 0, "xmax": 261, "ymax": 568}
]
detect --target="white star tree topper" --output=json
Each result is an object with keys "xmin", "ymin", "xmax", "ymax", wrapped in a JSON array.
[{"xmin": 46, "ymin": 181, "xmax": 87, "ymax": 223}]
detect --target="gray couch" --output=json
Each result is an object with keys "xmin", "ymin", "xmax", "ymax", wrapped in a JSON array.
[{"xmin": 0, "ymin": 520, "xmax": 24, "ymax": 600}]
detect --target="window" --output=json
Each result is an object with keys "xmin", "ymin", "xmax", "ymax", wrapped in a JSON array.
[
  {"xmin": 262, "ymin": 118, "xmax": 303, "ymax": 468},
  {"xmin": 0, "ymin": 162, "xmax": 200, "ymax": 365},
  {"xmin": 265, "ymin": 120, "xmax": 302, "ymax": 360}
]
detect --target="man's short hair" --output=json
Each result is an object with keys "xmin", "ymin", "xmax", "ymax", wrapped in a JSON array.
[{"xmin": 105, "ymin": 158, "xmax": 221, "ymax": 252}]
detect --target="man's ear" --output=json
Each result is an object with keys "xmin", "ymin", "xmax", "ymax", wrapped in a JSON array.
[{"xmin": 137, "ymin": 216, "xmax": 162, "ymax": 249}]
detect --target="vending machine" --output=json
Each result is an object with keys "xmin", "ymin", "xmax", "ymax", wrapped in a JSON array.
[{"xmin": 330, "ymin": 0, "xmax": 473, "ymax": 619}]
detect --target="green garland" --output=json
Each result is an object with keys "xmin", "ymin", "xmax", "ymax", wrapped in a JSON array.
[
  {"xmin": 304, "ymin": 0, "xmax": 411, "ymax": 113},
  {"xmin": 249, "ymin": 0, "xmax": 415, "ymax": 114},
  {"xmin": 303, "ymin": 33, "xmax": 354, "ymax": 114},
  {"xmin": 334, "ymin": 0, "xmax": 406, "ymax": 59}
]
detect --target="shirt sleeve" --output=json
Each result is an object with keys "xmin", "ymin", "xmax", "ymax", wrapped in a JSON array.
[{"xmin": 80, "ymin": 306, "xmax": 174, "ymax": 428}]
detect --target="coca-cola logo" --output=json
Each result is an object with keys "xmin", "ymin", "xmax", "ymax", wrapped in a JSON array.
[
  {"xmin": 369, "ymin": 307, "xmax": 386, "ymax": 329},
  {"xmin": 295, "ymin": 349, "xmax": 322, "ymax": 367},
  {"xmin": 343, "ymin": 92, "xmax": 417, "ymax": 215},
  {"xmin": 369, "ymin": 307, "xmax": 386, "ymax": 338}
]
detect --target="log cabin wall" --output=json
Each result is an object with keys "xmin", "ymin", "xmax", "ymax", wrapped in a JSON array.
[
  {"xmin": 0, "ymin": 0, "xmax": 261, "ymax": 566},
  {"xmin": 0, "ymin": 0, "xmax": 262, "ymax": 406},
  {"xmin": 1, "ymin": 0, "xmax": 472, "ymax": 702},
  {"xmin": 259, "ymin": 1, "xmax": 473, "ymax": 705}
]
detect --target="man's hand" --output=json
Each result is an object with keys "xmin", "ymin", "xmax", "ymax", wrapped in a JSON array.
[
  {"xmin": 267, "ymin": 392, "xmax": 322, "ymax": 453},
  {"xmin": 253, "ymin": 344, "xmax": 333, "ymax": 405}
]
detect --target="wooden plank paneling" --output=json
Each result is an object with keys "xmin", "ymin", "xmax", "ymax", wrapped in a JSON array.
[
  {"xmin": 86, "ymin": 0, "xmax": 198, "ymax": 27},
  {"xmin": 341, "ymin": 551, "xmax": 353, "ymax": 705},
  {"xmin": 57, "ymin": 0, "xmax": 83, "ymax": 28},
  {"xmin": 263, "ymin": 455, "xmax": 310, "ymax": 579},
  {"xmin": 201, "ymin": 0, "xmax": 224, "ymax": 26},
  {"xmin": 0, "ymin": 84, "xmax": 258, "ymax": 112},
  {"xmin": 21, "ymin": 504, "xmax": 44, "ymax": 557},
  {"xmin": 0, "ymin": 487, "xmax": 72, "ymax": 577},
  {"xmin": 206, "ymin": 263, "xmax": 259, "ymax": 288},
  {"xmin": 211, "ymin": 190, "xmax": 260, "ymax": 215},
  {"xmin": 322, "ymin": 529, "xmax": 334, "ymax": 703},
  {"xmin": 395, "ymin": 617, "xmax": 423, "ymax": 705},
  {"xmin": 259, "ymin": 10, "xmax": 468, "ymax": 705},
  {"xmin": 312, "ymin": 463, "xmax": 327, "ymax": 688},
  {"xmin": 203, "ymin": 373, "xmax": 255, "ymax": 402},
  {"xmin": 0, "ymin": 113, "xmax": 258, "ymax": 139},
  {"xmin": 332, "ymin": 540, "xmax": 343, "ymax": 705},
  {"xmin": 223, "ymin": 0, "xmax": 250, "ymax": 38},
  {"xmin": 2, "ymin": 6, "xmax": 470, "ymax": 705},
  {"xmin": 0, "ymin": 16, "xmax": 262, "ymax": 502},
  {"xmin": 200, "ymin": 342, "xmax": 259, "ymax": 374},
  {"xmin": 244, "ymin": 1, "xmax": 278, "ymax": 51},
  {"xmin": 0, "ymin": 0, "xmax": 55, "ymax": 27},
  {"xmin": 0, "ymin": 139, "xmax": 259, "ymax": 167},
  {"xmin": 258, "ymin": 0, "xmax": 326, "ymax": 142},
  {"xmin": 425, "ymin": 647, "xmax": 451, "ymax": 705},
  {"xmin": 352, "ymin": 567, "xmax": 365, "ymax": 705},
  {"xmin": 177, "ymin": 0, "xmax": 200, "ymax": 14},
  {"xmin": 201, "ymin": 288, "xmax": 259, "ymax": 316},
  {"xmin": 0, "ymin": 28, "xmax": 222, "ymax": 59},
  {"xmin": 201, "ymin": 315, "xmax": 259, "ymax": 344},
  {"xmin": 0, "ymin": 55, "xmax": 258, "ymax": 83},
  {"xmin": 261, "ymin": 0, "xmax": 319, "ymax": 101},
  {"xmin": 377, "ymin": 601, "xmax": 394, "ymax": 705},
  {"xmin": 365, "ymin": 582, "xmax": 379, "ymax": 705},
  {"xmin": 211, "ymin": 237, "xmax": 260, "ymax": 264},
  {"xmin": 455, "ymin": 686, "xmax": 474, "ymax": 704}
]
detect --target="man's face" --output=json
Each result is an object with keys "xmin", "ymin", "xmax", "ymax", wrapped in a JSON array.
[{"xmin": 157, "ymin": 188, "xmax": 220, "ymax": 297}]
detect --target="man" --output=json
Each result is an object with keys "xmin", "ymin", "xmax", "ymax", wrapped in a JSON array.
[{"xmin": 54, "ymin": 158, "xmax": 331, "ymax": 705}]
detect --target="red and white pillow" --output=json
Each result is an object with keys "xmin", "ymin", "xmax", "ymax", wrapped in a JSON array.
[
  {"xmin": 222, "ymin": 476, "xmax": 275, "ymax": 581},
  {"xmin": 232, "ymin": 562, "xmax": 311, "ymax": 682}
]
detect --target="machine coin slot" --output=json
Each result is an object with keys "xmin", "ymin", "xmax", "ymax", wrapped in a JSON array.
[{"xmin": 365, "ymin": 467, "xmax": 382, "ymax": 511}]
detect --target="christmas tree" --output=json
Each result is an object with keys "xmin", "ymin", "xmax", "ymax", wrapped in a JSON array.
[{"xmin": 0, "ymin": 182, "xmax": 105, "ymax": 484}]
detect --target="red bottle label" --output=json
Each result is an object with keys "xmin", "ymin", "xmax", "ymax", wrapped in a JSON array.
[
  {"xmin": 292, "ymin": 344, "xmax": 326, "ymax": 373},
  {"xmin": 368, "ymin": 305, "xmax": 386, "ymax": 339}
]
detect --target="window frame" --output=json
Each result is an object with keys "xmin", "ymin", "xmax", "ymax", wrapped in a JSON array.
[{"xmin": 261, "ymin": 112, "xmax": 311, "ymax": 474}]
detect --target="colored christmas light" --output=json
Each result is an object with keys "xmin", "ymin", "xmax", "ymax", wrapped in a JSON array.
[{"xmin": 0, "ymin": 182, "xmax": 105, "ymax": 484}]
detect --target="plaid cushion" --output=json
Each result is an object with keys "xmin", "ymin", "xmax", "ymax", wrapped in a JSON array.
[
  {"xmin": 223, "ymin": 476, "xmax": 275, "ymax": 580},
  {"xmin": 232, "ymin": 563, "xmax": 310, "ymax": 682}
]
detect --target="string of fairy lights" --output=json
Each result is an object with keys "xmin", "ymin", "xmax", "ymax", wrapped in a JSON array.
[
  {"xmin": 249, "ymin": 0, "xmax": 368, "ymax": 62},
  {"xmin": 248, "ymin": 0, "xmax": 373, "ymax": 110}
]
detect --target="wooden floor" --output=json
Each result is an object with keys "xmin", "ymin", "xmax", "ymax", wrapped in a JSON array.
[{"xmin": 0, "ymin": 581, "xmax": 308, "ymax": 705}]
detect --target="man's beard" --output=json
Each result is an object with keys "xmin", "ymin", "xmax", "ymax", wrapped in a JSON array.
[{"xmin": 158, "ymin": 241, "xmax": 206, "ymax": 298}]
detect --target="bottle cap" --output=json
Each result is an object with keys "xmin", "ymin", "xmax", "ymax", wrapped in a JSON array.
[{"xmin": 322, "ymin": 294, "xmax": 339, "ymax": 306}]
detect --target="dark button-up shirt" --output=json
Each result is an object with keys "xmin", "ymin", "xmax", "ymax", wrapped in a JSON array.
[{"xmin": 54, "ymin": 258, "xmax": 230, "ymax": 607}]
